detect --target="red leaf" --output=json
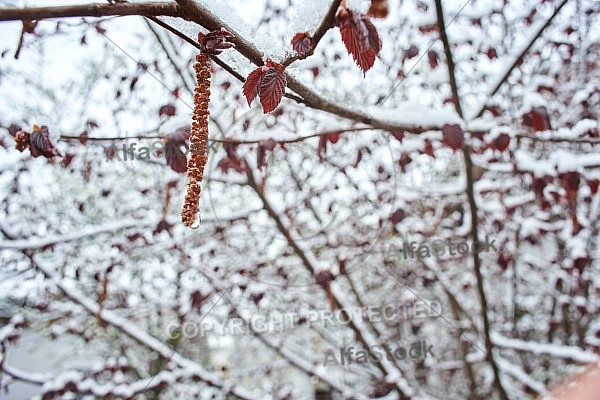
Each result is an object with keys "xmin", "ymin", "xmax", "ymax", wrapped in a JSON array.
[
  {"xmin": 259, "ymin": 63, "xmax": 286, "ymax": 113},
  {"xmin": 291, "ymin": 32, "xmax": 314, "ymax": 56},
  {"xmin": 30, "ymin": 125, "xmax": 61, "ymax": 159},
  {"xmin": 441, "ymin": 124, "xmax": 464, "ymax": 151},
  {"xmin": 391, "ymin": 131, "xmax": 404, "ymax": 143},
  {"xmin": 522, "ymin": 106, "xmax": 552, "ymax": 131},
  {"xmin": 418, "ymin": 24, "xmax": 437, "ymax": 34},
  {"xmin": 428, "ymin": 50, "xmax": 438, "ymax": 68},
  {"xmin": 94, "ymin": 23, "xmax": 106, "ymax": 35},
  {"xmin": 492, "ymin": 133, "xmax": 510, "ymax": 152},
  {"xmin": 421, "ymin": 138, "xmax": 435, "ymax": 157},
  {"xmin": 243, "ymin": 67, "xmax": 267, "ymax": 106},
  {"xmin": 367, "ymin": 0, "xmax": 389, "ymax": 18},
  {"xmin": 165, "ymin": 142, "xmax": 187, "ymax": 173},
  {"xmin": 243, "ymin": 60, "xmax": 287, "ymax": 113},
  {"xmin": 336, "ymin": 7, "xmax": 381, "ymax": 75},
  {"xmin": 391, "ymin": 208, "xmax": 405, "ymax": 224},
  {"xmin": 159, "ymin": 103, "xmax": 176, "ymax": 118},
  {"xmin": 405, "ymin": 45, "xmax": 419, "ymax": 59},
  {"xmin": 486, "ymin": 48, "xmax": 497, "ymax": 59},
  {"xmin": 327, "ymin": 132, "xmax": 340, "ymax": 144}
]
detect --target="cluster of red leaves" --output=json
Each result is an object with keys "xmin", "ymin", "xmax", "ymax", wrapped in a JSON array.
[
  {"xmin": 198, "ymin": 28, "xmax": 235, "ymax": 56},
  {"xmin": 243, "ymin": 2, "xmax": 383, "ymax": 113},
  {"xmin": 12, "ymin": 124, "xmax": 61, "ymax": 159},
  {"xmin": 242, "ymin": 59, "xmax": 287, "ymax": 113},
  {"xmin": 336, "ymin": 6, "xmax": 382, "ymax": 75}
]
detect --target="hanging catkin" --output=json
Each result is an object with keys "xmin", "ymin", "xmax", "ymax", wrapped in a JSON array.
[{"xmin": 181, "ymin": 29, "xmax": 235, "ymax": 228}]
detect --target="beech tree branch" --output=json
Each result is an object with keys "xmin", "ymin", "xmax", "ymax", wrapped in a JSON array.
[
  {"xmin": 175, "ymin": 0, "xmax": 454, "ymax": 134},
  {"xmin": 435, "ymin": 1, "xmax": 509, "ymax": 399},
  {"xmin": 0, "ymin": 2, "xmax": 180, "ymax": 21},
  {"xmin": 244, "ymin": 163, "xmax": 415, "ymax": 398},
  {"xmin": 280, "ymin": 0, "xmax": 342, "ymax": 67}
]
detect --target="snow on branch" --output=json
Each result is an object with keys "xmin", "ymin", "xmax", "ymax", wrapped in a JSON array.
[
  {"xmin": 0, "ymin": 219, "xmax": 157, "ymax": 250},
  {"xmin": 31, "ymin": 257, "xmax": 258, "ymax": 399}
]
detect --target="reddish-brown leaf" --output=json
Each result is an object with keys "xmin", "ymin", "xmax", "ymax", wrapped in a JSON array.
[
  {"xmin": 428, "ymin": 50, "xmax": 438, "ymax": 69},
  {"xmin": 242, "ymin": 67, "xmax": 267, "ymax": 106},
  {"xmin": 165, "ymin": 142, "xmax": 187, "ymax": 173},
  {"xmin": 405, "ymin": 44, "xmax": 419, "ymax": 59},
  {"xmin": 198, "ymin": 28, "xmax": 235, "ymax": 55},
  {"xmin": 522, "ymin": 106, "xmax": 552, "ymax": 131},
  {"xmin": 259, "ymin": 63, "xmax": 286, "ymax": 113},
  {"xmin": 291, "ymin": 32, "xmax": 314, "ymax": 56},
  {"xmin": 421, "ymin": 138, "xmax": 435, "ymax": 157},
  {"xmin": 391, "ymin": 208, "xmax": 406, "ymax": 224},
  {"xmin": 418, "ymin": 24, "xmax": 437, "ymax": 34},
  {"xmin": 243, "ymin": 60, "xmax": 287, "ymax": 113},
  {"xmin": 367, "ymin": 0, "xmax": 389, "ymax": 18},
  {"xmin": 336, "ymin": 7, "xmax": 381, "ymax": 75},
  {"xmin": 391, "ymin": 131, "xmax": 404, "ymax": 143},
  {"xmin": 30, "ymin": 125, "xmax": 61, "ymax": 159},
  {"xmin": 159, "ymin": 103, "xmax": 176, "ymax": 118},
  {"xmin": 441, "ymin": 124, "xmax": 464, "ymax": 151},
  {"xmin": 492, "ymin": 133, "xmax": 510, "ymax": 152},
  {"xmin": 327, "ymin": 132, "xmax": 340, "ymax": 144}
]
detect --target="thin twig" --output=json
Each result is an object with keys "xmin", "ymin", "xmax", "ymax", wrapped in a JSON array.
[
  {"xmin": 281, "ymin": 0, "xmax": 342, "ymax": 67},
  {"xmin": 435, "ymin": 0, "xmax": 508, "ymax": 398}
]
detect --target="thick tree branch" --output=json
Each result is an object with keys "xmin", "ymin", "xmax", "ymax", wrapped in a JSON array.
[
  {"xmin": 175, "ymin": 0, "xmax": 454, "ymax": 134},
  {"xmin": 0, "ymin": 2, "xmax": 180, "ymax": 21}
]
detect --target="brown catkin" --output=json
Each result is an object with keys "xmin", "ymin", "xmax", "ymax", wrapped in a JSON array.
[{"xmin": 181, "ymin": 52, "xmax": 211, "ymax": 227}]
